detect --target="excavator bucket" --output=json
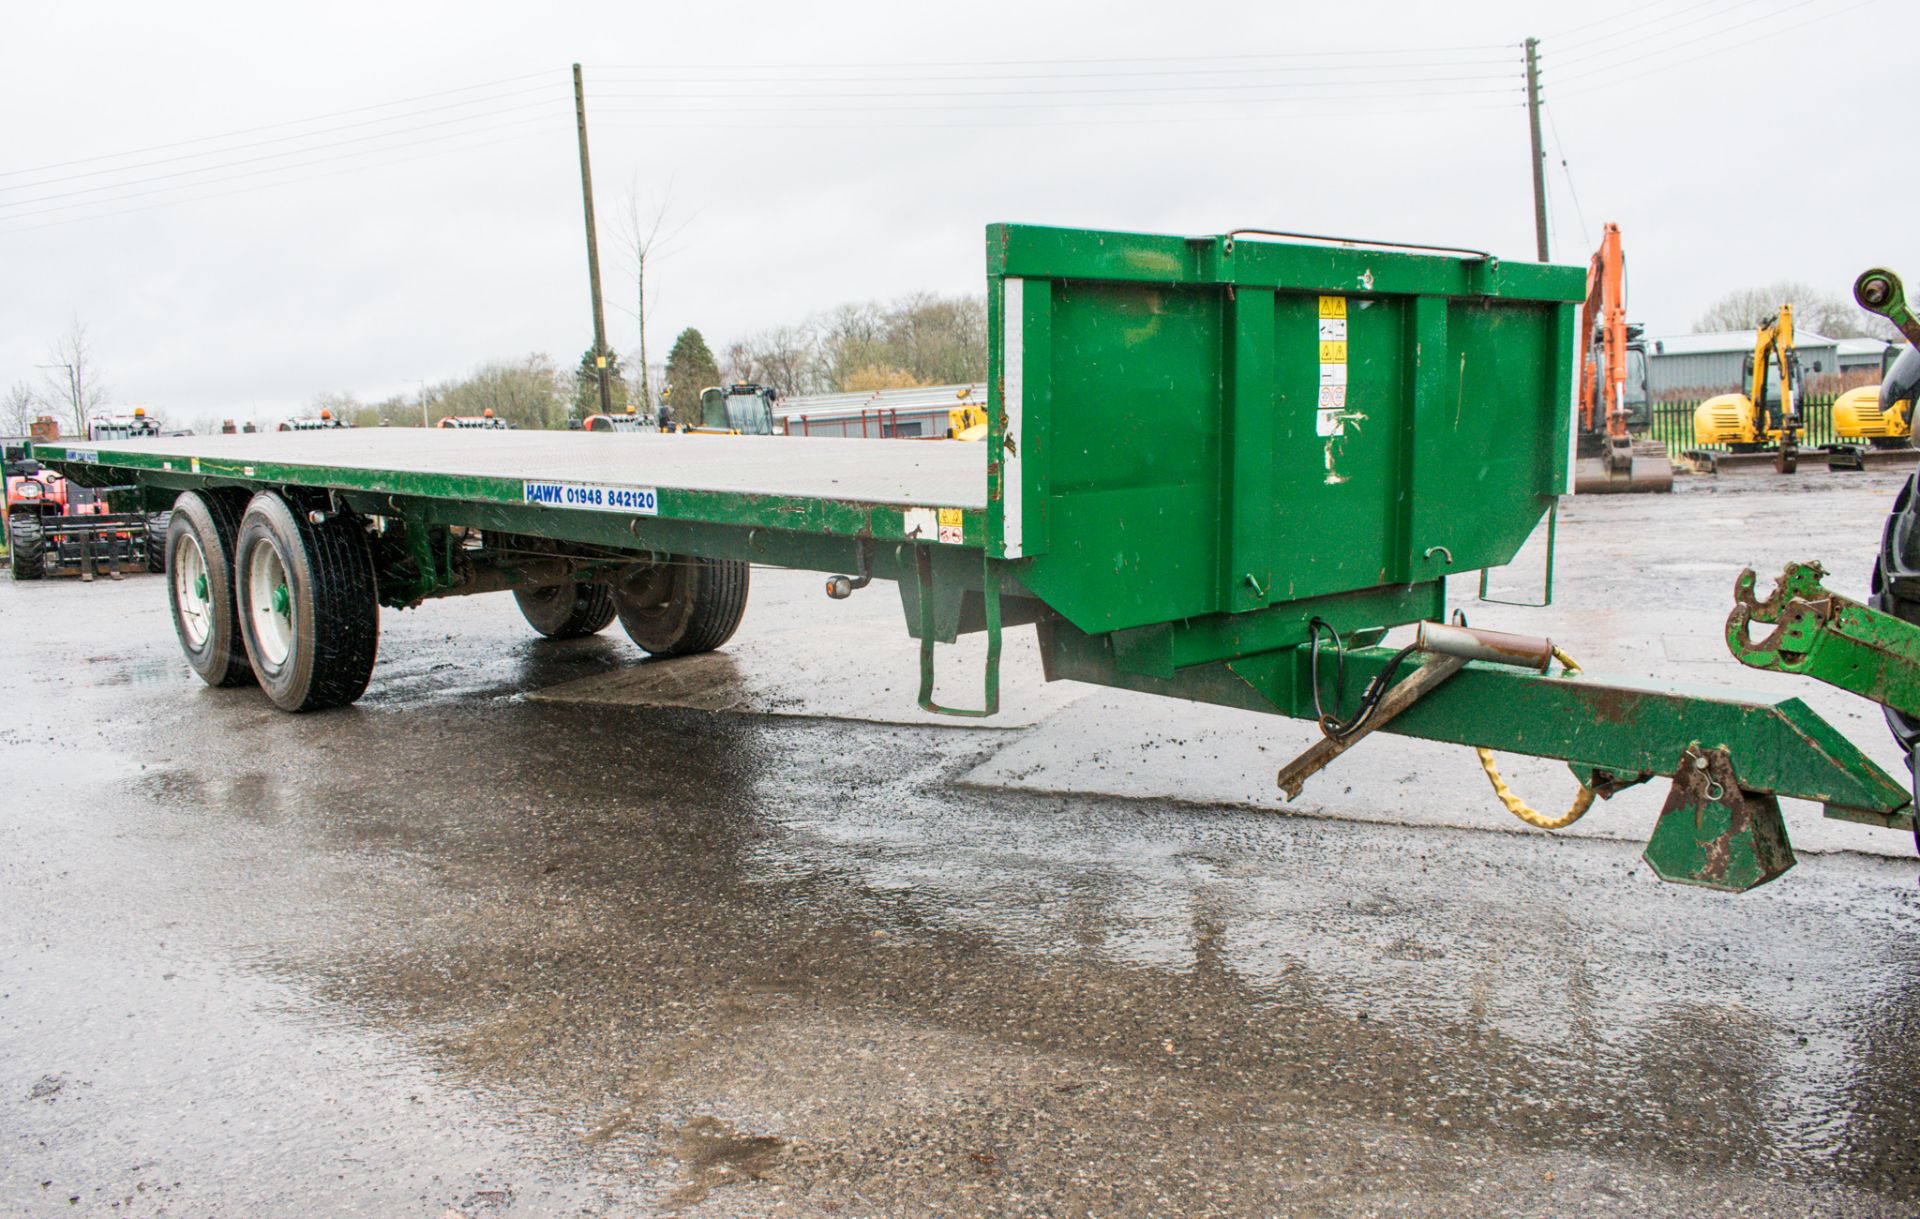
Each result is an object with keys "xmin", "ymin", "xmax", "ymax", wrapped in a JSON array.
[{"xmin": 1573, "ymin": 440, "xmax": 1674, "ymax": 494}]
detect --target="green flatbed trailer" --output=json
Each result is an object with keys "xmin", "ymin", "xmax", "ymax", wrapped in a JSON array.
[{"xmin": 31, "ymin": 225, "xmax": 1916, "ymax": 892}]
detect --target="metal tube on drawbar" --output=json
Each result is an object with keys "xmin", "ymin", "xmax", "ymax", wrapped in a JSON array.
[{"xmin": 1414, "ymin": 621, "xmax": 1554, "ymax": 672}]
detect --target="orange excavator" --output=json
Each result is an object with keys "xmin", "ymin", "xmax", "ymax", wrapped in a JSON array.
[{"xmin": 1573, "ymin": 223, "xmax": 1673, "ymax": 493}]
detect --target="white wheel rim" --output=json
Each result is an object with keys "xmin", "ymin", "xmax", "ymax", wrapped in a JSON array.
[
  {"xmin": 246, "ymin": 540, "xmax": 294, "ymax": 669},
  {"xmin": 172, "ymin": 534, "xmax": 212, "ymax": 649}
]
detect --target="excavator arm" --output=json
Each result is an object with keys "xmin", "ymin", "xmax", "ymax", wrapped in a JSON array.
[
  {"xmin": 1573, "ymin": 224, "xmax": 1671, "ymax": 492},
  {"xmin": 1740, "ymin": 305, "xmax": 1801, "ymax": 472},
  {"xmin": 1748, "ymin": 306, "xmax": 1799, "ymax": 429},
  {"xmin": 1578, "ymin": 223, "xmax": 1629, "ymax": 440}
]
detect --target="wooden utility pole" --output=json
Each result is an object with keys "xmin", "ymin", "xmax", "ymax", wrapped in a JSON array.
[
  {"xmin": 572, "ymin": 63, "xmax": 614, "ymax": 416},
  {"xmin": 636, "ymin": 249, "xmax": 651, "ymax": 415},
  {"xmin": 1524, "ymin": 37, "xmax": 1549, "ymax": 262}
]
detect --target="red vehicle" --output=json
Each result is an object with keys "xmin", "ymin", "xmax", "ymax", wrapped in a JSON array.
[{"xmin": 6, "ymin": 413, "xmax": 167, "ymax": 580}]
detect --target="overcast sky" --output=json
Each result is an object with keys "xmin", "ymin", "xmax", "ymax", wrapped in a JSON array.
[{"xmin": 2, "ymin": 0, "xmax": 1909, "ymax": 426}]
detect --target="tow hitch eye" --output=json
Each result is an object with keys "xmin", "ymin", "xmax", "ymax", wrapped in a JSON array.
[{"xmin": 1644, "ymin": 744, "xmax": 1796, "ymax": 893}]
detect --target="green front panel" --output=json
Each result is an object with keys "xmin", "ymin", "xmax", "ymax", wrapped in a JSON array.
[
  {"xmin": 990, "ymin": 224, "xmax": 1584, "ymax": 638},
  {"xmin": 1042, "ymin": 280, "xmax": 1224, "ymax": 622}
]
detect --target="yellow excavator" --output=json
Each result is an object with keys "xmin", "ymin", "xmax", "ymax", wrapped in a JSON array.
[
  {"xmin": 1691, "ymin": 305, "xmax": 1803, "ymax": 473},
  {"xmin": 947, "ymin": 402, "xmax": 987, "ymax": 441},
  {"xmin": 1833, "ymin": 342, "xmax": 1916, "ymax": 449}
]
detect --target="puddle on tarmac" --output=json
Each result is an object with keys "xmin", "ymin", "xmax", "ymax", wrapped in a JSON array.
[{"xmin": 662, "ymin": 1115, "xmax": 787, "ymax": 1208}]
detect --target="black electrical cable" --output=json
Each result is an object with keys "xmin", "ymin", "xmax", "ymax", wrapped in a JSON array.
[
  {"xmin": 1309, "ymin": 621, "xmax": 1423, "ymax": 741},
  {"xmin": 1308, "ymin": 618, "xmax": 1347, "ymax": 734}
]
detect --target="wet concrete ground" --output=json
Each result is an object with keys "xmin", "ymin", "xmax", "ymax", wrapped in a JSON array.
[{"xmin": 6, "ymin": 468, "xmax": 1920, "ymax": 1217}]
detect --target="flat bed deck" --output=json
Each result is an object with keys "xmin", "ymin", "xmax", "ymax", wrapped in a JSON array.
[
  {"xmin": 38, "ymin": 429, "xmax": 990, "ymax": 550},
  {"xmin": 51, "ymin": 430, "xmax": 987, "ymax": 509}
]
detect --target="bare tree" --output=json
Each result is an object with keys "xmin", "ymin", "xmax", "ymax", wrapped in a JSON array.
[
  {"xmin": 3, "ymin": 381, "xmax": 41, "ymax": 436},
  {"xmin": 42, "ymin": 318, "xmax": 109, "ymax": 436},
  {"xmin": 725, "ymin": 324, "xmax": 818, "ymax": 397},
  {"xmin": 610, "ymin": 179, "xmax": 695, "ymax": 416},
  {"xmin": 1695, "ymin": 283, "xmax": 1898, "ymax": 340},
  {"xmin": 817, "ymin": 301, "xmax": 888, "ymax": 389},
  {"xmin": 432, "ymin": 354, "xmax": 568, "ymax": 429}
]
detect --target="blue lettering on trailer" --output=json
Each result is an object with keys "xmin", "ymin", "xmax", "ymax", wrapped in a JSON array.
[{"xmin": 523, "ymin": 480, "xmax": 658, "ymax": 514}]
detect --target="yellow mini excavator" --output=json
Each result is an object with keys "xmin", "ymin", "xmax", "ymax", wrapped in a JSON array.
[
  {"xmin": 1691, "ymin": 306, "xmax": 1803, "ymax": 473},
  {"xmin": 1833, "ymin": 342, "xmax": 1916, "ymax": 452}
]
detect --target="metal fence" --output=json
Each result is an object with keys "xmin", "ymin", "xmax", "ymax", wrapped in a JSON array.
[{"xmin": 1644, "ymin": 394, "xmax": 1840, "ymax": 457}]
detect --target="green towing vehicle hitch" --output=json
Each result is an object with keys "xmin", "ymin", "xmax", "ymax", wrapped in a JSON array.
[{"xmin": 1727, "ymin": 562, "xmax": 1920, "ymax": 723}]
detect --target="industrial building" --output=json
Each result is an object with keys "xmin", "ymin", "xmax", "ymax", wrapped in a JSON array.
[
  {"xmin": 1643, "ymin": 330, "xmax": 1896, "ymax": 398},
  {"xmin": 776, "ymin": 382, "xmax": 986, "ymax": 438}
]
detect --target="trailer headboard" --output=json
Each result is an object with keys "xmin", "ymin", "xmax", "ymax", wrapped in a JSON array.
[{"xmin": 986, "ymin": 224, "xmax": 1585, "ymax": 638}]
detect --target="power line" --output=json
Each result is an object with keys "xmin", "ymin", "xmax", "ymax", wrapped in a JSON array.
[
  {"xmin": 0, "ymin": 82, "xmax": 565, "ymax": 194},
  {"xmin": 589, "ymin": 87, "xmax": 1524, "ymax": 118},
  {"xmin": 585, "ymin": 44, "xmax": 1513, "ymax": 71},
  {"xmin": 591, "ymin": 86, "xmax": 1520, "ymax": 114},
  {"xmin": 1555, "ymin": 0, "xmax": 1827, "ymax": 85},
  {"xmin": 588, "ymin": 74, "xmax": 1522, "ymax": 99},
  {"xmin": 590, "ymin": 60, "xmax": 1520, "ymax": 84},
  {"xmin": 1549, "ymin": 0, "xmax": 1758, "ymax": 66},
  {"xmin": 1542, "ymin": 101, "xmax": 1592, "ymax": 252},
  {"xmin": 587, "ymin": 82, "xmax": 1524, "ymax": 108},
  {"xmin": 0, "ymin": 69, "xmax": 558, "ymax": 179},
  {"xmin": 0, "ymin": 125, "xmax": 554, "ymax": 237},
  {"xmin": 592, "ymin": 99, "xmax": 1523, "ymax": 132},
  {"xmin": 1542, "ymin": 0, "xmax": 1688, "ymax": 40},
  {"xmin": 1554, "ymin": 0, "xmax": 1872, "ymax": 91},
  {"xmin": 0, "ymin": 98, "xmax": 568, "ymax": 211},
  {"xmin": 0, "ymin": 111, "xmax": 565, "ymax": 222}
]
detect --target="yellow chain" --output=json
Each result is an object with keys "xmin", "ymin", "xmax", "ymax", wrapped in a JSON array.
[{"xmin": 1474, "ymin": 646, "xmax": 1596, "ymax": 830}]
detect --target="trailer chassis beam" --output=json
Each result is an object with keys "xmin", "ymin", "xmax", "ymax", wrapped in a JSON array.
[{"xmin": 1038, "ymin": 620, "xmax": 1911, "ymax": 826}]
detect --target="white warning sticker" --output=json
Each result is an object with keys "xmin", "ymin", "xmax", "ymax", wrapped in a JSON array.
[
  {"xmin": 1314, "ymin": 294, "xmax": 1358, "ymax": 449},
  {"xmin": 937, "ymin": 507, "xmax": 965, "ymax": 545}
]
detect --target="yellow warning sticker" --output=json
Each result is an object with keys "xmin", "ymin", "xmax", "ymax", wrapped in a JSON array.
[
  {"xmin": 1319, "ymin": 340, "xmax": 1348, "ymax": 364},
  {"xmin": 937, "ymin": 506, "xmax": 964, "ymax": 545},
  {"xmin": 1318, "ymin": 295, "xmax": 1347, "ymax": 319}
]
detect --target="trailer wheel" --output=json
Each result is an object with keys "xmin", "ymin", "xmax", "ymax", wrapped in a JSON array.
[
  {"xmin": 513, "ymin": 582, "xmax": 617, "ymax": 638},
  {"xmin": 234, "ymin": 492, "xmax": 379, "ymax": 711},
  {"xmin": 8, "ymin": 513, "xmax": 45, "ymax": 580},
  {"xmin": 145, "ymin": 512, "xmax": 170, "ymax": 573},
  {"xmin": 166, "ymin": 493, "xmax": 254, "ymax": 687},
  {"xmin": 612, "ymin": 556, "xmax": 749, "ymax": 657}
]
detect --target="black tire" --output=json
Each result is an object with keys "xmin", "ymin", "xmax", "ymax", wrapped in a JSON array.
[
  {"xmin": 8, "ymin": 513, "xmax": 45, "ymax": 580},
  {"xmin": 233, "ymin": 492, "xmax": 379, "ymax": 712},
  {"xmin": 1873, "ymin": 466, "xmax": 1920, "ymax": 762},
  {"xmin": 612, "ymin": 555, "xmax": 749, "ymax": 657},
  {"xmin": 514, "ymin": 582, "xmax": 617, "ymax": 638},
  {"xmin": 166, "ymin": 493, "xmax": 254, "ymax": 688},
  {"xmin": 144, "ymin": 512, "xmax": 170, "ymax": 573}
]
